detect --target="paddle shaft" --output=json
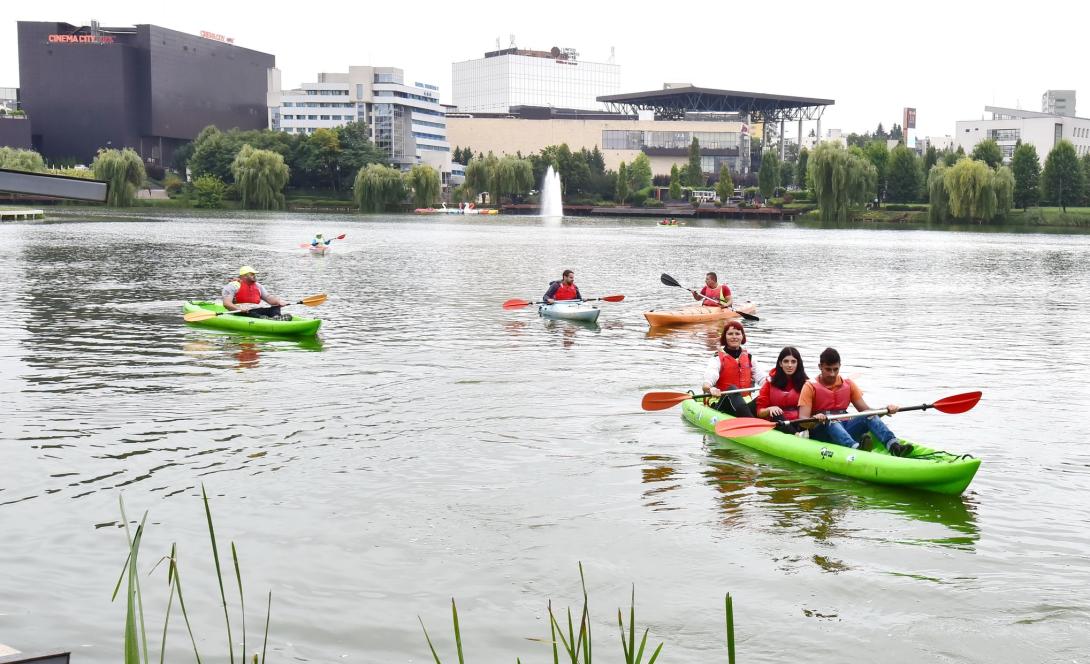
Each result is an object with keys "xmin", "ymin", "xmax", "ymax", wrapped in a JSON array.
[{"xmin": 791, "ymin": 403, "xmax": 932, "ymax": 428}]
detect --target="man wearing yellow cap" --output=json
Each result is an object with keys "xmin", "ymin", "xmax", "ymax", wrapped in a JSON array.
[{"xmin": 222, "ymin": 266, "xmax": 290, "ymax": 320}]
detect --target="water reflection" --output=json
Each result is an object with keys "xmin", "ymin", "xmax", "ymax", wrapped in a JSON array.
[
  {"xmin": 697, "ymin": 436, "xmax": 979, "ymax": 549},
  {"xmin": 644, "ymin": 324, "xmax": 723, "ymax": 352},
  {"xmin": 540, "ymin": 317, "xmax": 601, "ymax": 348}
]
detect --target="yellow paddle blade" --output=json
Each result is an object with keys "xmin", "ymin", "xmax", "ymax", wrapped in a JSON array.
[
  {"xmin": 183, "ymin": 309, "xmax": 219, "ymax": 322},
  {"xmin": 299, "ymin": 293, "xmax": 327, "ymax": 306}
]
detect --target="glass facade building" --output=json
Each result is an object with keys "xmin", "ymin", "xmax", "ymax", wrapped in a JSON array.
[{"xmin": 452, "ymin": 49, "xmax": 620, "ymax": 113}]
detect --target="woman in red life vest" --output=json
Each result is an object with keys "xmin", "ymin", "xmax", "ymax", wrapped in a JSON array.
[
  {"xmin": 702, "ymin": 320, "xmax": 764, "ymax": 417},
  {"xmin": 756, "ymin": 346, "xmax": 808, "ymax": 434},
  {"xmin": 693, "ymin": 272, "xmax": 732, "ymax": 307},
  {"xmin": 222, "ymin": 266, "xmax": 290, "ymax": 319},
  {"xmin": 543, "ymin": 269, "xmax": 583, "ymax": 303}
]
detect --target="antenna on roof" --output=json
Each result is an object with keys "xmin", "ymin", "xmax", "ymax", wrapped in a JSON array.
[
  {"xmin": 509, "ymin": 34, "xmax": 516, "ymax": 48},
  {"xmin": 609, "ymin": 46, "xmax": 615, "ymax": 63},
  {"xmin": 496, "ymin": 36, "xmax": 501, "ymax": 50}
]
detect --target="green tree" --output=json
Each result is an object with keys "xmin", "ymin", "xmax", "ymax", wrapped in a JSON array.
[
  {"xmin": 1041, "ymin": 140, "xmax": 1083, "ymax": 211},
  {"xmin": 885, "ymin": 145, "xmax": 921, "ymax": 203},
  {"xmin": 404, "ymin": 164, "xmax": 440, "ymax": 208},
  {"xmin": 192, "ymin": 174, "xmax": 226, "ymax": 208},
  {"xmin": 464, "ymin": 152, "xmax": 497, "ymax": 199},
  {"xmin": 923, "ymin": 145, "xmax": 939, "ymax": 172},
  {"xmin": 944, "ymin": 158, "xmax": 998, "ymax": 222},
  {"xmin": 716, "ymin": 165, "xmax": 733, "ymax": 203},
  {"xmin": 795, "ymin": 147, "xmax": 809, "ymax": 191},
  {"xmin": 686, "ymin": 137, "xmax": 704, "ymax": 187},
  {"xmin": 616, "ymin": 161, "xmax": 629, "ymax": 203},
  {"xmin": 864, "ymin": 140, "xmax": 889, "ymax": 203},
  {"xmin": 1010, "ymin": 142, "xmax": 1041, "ymax": 210},
  {"xmin": 0, "ymin": 146, "xmax": 47, "ymax": 172},
  {"xmin": 669, "ymin": 164, "xmax": 682, "ymax": 199},
  {"xmin": 627, "ymin": 153, "xmax": 652, "ymax": 192},
  {"xmin": 758, "ymin": 151, "xmax": 780, "ymax": 198},
  {"xmin": 808, "ymin": 142, "xmax": 877, "ymax": 222},
  {"xmin": 231, "ymin": 145, "xmax": 289, "ymax": 210},
  {"xmin": 927, "ymin": 165, "xmax": 949, "ymax": 222},
  {"xmin": 353, "ymin": 163, "xmax": 405, "ymax": 212},
  {"xmin": 994, "ymin": 166, "xmax": 1014, "ymax": 219},
  {"xmin": 779, "ymin": 159, "xmax": 794, "ymax": 188},
  {"xmin": 941, "ymin": 149, "xmax": 961, "ymax": 167},
  {"xmin": 188, "ymin": 126, "xmax": 236, "ymax": 182},
  {"xmin": 491, "ymin": 155, "xmax": 534, "ymax": 202},
  {"xmin": 338, "ymin": 121, "xmax": 386, "ymax": 188},
  {"xmin": 307, "ymin": 128, "xmax": 342, "ymax": 190},
  {"xmin": 1080, "ymin": 154, "xmax": 1090, "ymax": 206},
  {"xmin": 970, "ymin": 139, "xmax": 1003, "ymax": 168},
  {"xmin": 91, "ymin": 148, "xmax": 145, "ymax": 207},
  {"xmin": 588, "ymin": 146, "xmax": 606, "ymax": 175}
]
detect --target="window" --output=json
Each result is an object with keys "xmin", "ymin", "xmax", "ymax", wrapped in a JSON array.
[
  {"xmin": 320, "ymin": 115, "xmax": 330, "ymax": 120},
  {"xmin": 987, "ymin": 128, "xmax": 1020, "ymax": 141}
]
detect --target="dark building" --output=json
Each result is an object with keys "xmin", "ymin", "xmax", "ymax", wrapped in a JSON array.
[{"xmin": 18, "ymin": 21, "xmax": 274, "ymax": 165}]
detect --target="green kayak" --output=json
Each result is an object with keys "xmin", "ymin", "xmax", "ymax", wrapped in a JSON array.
[
  {"xmin": 182, "ymin": 301, "xmax": 321, "ymax": 337},
  {"xmin": 682, "ymin": 399, "xmax": 980, "ymax": 495}
]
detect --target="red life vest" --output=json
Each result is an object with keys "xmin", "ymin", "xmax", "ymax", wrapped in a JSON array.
[
  {"xmin": 230, "ymin": 279, "xmax": 262, "ymax": 305},
  {"xmin": 810, "ymin": 378, "xmax": 854, "ymax": 414},
  {"xmin": 699, "ymin": 285, "xmax": 728, "ymax": 306},
  {"xmin": 765, "ymin": 376, "xmax": 801, "ymax": 420},
  {"xmin": 554, "ymin": 283, "xmax": 579, "ymax": 300},
  {"xmin": 715, "ymin": 349, "xmax": 752, "ymax": 389}
]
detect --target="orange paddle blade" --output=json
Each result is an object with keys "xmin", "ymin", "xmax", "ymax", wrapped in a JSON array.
[
  {"xmin": 640, "ymin": 391, "xmax": 694, "ymax": 411},
  {"xmin": 299, "ymin": 293, "xmax": 327, "ymax": 307},
  {"xmin": 336, "ymin": 233, "xmax": 346, "ymax": 239},
  {"xmin": 502, "ymin": 298, "xmax": 532, "ymax": 309},
  {"xmin": 714, "ymin": 418, "xmax": 777, "ymax": 438},
  {"xmin": 183, "ymin": 309, "xmax": 219, "ymax": 322},
  {"xmin": 933, "ymin": 391, "xmax": 982, "ymax": 414},
  {"xmin": 601, "ymin": 294, "xmax": 625, "ymax": 302}
]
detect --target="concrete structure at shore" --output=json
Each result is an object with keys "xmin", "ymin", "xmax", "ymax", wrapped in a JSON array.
[{"xmin": 955, "ymin": 104, "xmax": 1090, "ymax": 163}]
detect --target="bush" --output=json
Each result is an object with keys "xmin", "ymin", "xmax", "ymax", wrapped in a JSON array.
[
  {"xmin": 743, "ymin": 186, "xmax": 759, "ymax": 200},
  {"xmin": 163, "ymin": 173, "xmax": 185, "ymax": 196},
  {"xmin": 192, "ymin": 174, "xmax": 226, "ymax": 208},
  {"xmin": 768, "ymin": 197, "xmax": 785, "ymax": 208},
  {"xmin": 791, "ymin": 189, "xmax": 813, "ymax": 201},
  {"xmin": 145, "ymin": 163, "xmax": 165, "ymax": 181},
  {"xmin": 645, "ymin": 198, "xmax": 664, "ymax": 208}
]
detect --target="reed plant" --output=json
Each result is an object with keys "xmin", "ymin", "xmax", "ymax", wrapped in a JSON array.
[
  {"xmin": 112, "ymin": 484, "xmax": 272, "ymax": 664},
  {"xmin": 418, "ymin": 563, "xmax": 738, "ymax": 663}
]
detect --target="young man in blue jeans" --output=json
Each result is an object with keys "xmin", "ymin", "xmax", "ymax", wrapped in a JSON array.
[{"xmin": 796, "ymin": 348, "xmax": 913, "ymax": 457}]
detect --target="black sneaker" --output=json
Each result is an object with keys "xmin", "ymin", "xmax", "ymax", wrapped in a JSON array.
[{"xmin": 887, "ymin": 441, "xmax": 905, "ymax": 457}]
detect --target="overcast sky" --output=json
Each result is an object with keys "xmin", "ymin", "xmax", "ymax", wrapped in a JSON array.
[{"xmin": 3, "ymin": 0, "xmax": 1086, "ymax": 141}]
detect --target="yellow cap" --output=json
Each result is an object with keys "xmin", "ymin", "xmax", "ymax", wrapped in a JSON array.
[{"xmin": 238, "ymin": 265, "xmax": 257, "ymax": 276}]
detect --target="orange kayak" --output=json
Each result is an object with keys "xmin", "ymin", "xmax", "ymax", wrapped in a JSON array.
[{"xmin": 643, "ymin": 302, "xmax": 758, "ymax": 327}]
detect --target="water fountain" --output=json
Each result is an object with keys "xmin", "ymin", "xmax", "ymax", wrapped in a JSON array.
[{"xmin": 540, "ymin": 165, "xmax": 563, "ymax": 218}]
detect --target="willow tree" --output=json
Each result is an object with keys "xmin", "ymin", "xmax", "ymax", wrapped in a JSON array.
[
  {"xmin": 993, "ymin": 166, "xmax": 1015, "ymax": 219},
  {"xmin": 943, "ymin": 158, "xmax": 997, "ymax": 222},
  {"xmin": 231, "ymin": 145, "xmax": 289, "ymax": 210},
  {"xmin": 927, "ymin": 165, "xmax": 949, "ymax": 222},
  {"xmin": 354, "ymin": 163, "xmax": 405, "ymax": 212},
  {"xmin": 404, "ymin": 164, "xmax": 440, "ymax": 208},
  {"xmin": 0, "ymin": 147, "xmax": 46, "ymax": 173},
  {"xmin": 491, "ymin": 155, "xmax": 533, "ymax": 202},
  {"xmin": 92, "ymin": 148, "xmax": 146, "ymax": 207},
  {"xmin": 808, "ymin": 143, "xmax": 877, "ymax": 222}
]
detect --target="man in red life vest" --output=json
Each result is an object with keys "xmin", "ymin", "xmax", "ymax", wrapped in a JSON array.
[
  {"xmin": 222, "ymin": 266, "xmax": 290, "ymax": 320},
  {"xmin": 796, "ymin": 347, "xmax": 912, "ymax": 456},
  {"xmin": 543, "ymin": 269, "xmax": 583, "ymax": 304},
  {"xmin": 693, "ymin": 272, "xmax": 732, "ymax": 308}
]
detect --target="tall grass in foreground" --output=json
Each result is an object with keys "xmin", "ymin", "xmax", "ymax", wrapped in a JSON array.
[
  {"xmin": 112, "ymin": 484, "xmax": 272, "ymax": 664},
  {"xmin": 419, "ymin": 562, "xmax": 738, "ymax": 663}
]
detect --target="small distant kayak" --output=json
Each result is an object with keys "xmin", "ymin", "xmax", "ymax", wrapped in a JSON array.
[
  {"xmin": 539, "ymin": 300, "xmax": 601, "ymax": 322},
  {"xmin": 682, "ymin": 399, "xmax": 981, "ymax": 495},
  {"xmin": 644, "ymin": 302, "xmax": 758, "ymax": 327},
  {"xmin": 309, "ymin": 244, "xmax": 330, "ymax": 255},
  {"xmin": 182, "ymin": 301, "xmax": 321, "ymax": 337}
]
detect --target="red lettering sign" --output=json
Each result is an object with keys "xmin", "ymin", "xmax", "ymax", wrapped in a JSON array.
[
  {"xmin": 200, "ymin": 30, "xmax": 235, "ymax": 44},
  {"xmin": 47, "ymin": 34, "xmax": 116, "ymax": 44}
]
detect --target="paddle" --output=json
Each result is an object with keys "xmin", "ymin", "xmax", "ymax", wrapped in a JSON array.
[
  {"xmin": 502, "ymin": 295, "xmax": 625, "ymax": 309},
  {"xmin": 659, "ymin": 273, "xmax": 759, "ymax": 321},
  {"xmin": 298, "ymin": 233, "xmax": 346, "ymax": 248},
  {"xmin": 641, "ymin": 386, "xmax": 758, "ymax": 411},
  {"xmin": 183, "ymin": 293, "xmax": 328, "ymax": 322},
  {"xmin": 713, "ymin": 391, "xmax": 983, "ymax": 438}
]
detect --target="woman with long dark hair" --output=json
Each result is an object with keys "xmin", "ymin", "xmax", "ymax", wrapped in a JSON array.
[
  {"xmin": 701, "ymin": 320, "xmax": 764, "ymax": 417},
  {"xmin": 756, "ymin": 346, "xmax": 808, "ymax": 433}
]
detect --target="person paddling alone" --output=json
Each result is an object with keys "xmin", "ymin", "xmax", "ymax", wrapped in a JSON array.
[
  {"xmin": 796, "ymin": 347, "xmax": 912, "ymax": 456},
  {"xmin": 222, "ymin": 266, "xmax": 291, "ymax": 320},
  {"xmin": 311, "ymin": 233, "xmax": 331, "ymax": 247},
  {"xmin": 702, "ymin": 320, "xmax": 764, "ymax": 417},
  {"xmin": 694, "ymin": 272, "xmax": 732, "ymax": 308},
  {"xmin": 544, "ymin": 269, "xmax": 583, "ymax": 304}
]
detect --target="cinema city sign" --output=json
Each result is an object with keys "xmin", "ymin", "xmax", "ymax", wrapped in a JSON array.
[
  {"xmin": 200, "ymin": 31, "xmax": 235, "ymax": 44},
  {"xmin": 47, "ymin": 34, "xmax": 116, "ymax": 44}
]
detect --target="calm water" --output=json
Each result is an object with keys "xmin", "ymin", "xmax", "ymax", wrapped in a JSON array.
[{"xmin": 1, "ymin": 209, "xmax": 1088, "ymax": 663}]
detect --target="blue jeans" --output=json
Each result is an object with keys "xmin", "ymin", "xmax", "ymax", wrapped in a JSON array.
[{"xmin": 811, "ymin": 416, "xmax": 897, "ymax": 449}]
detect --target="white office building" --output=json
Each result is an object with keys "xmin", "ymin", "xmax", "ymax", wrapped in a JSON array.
[
  {"xmin": 955, "ymin": 105, "xmax": 1090, "ymax": 163},
  {"xmin": 268, "ymin": 66, "xmax": 450, "ymax": 180},
  {"xmin": 1042, "ymin": 90, "xmax": 1076, "ymax": 116},
  {"xmin": 452, "ymin": 46, "xmax": 620, "ymax": 113}
]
